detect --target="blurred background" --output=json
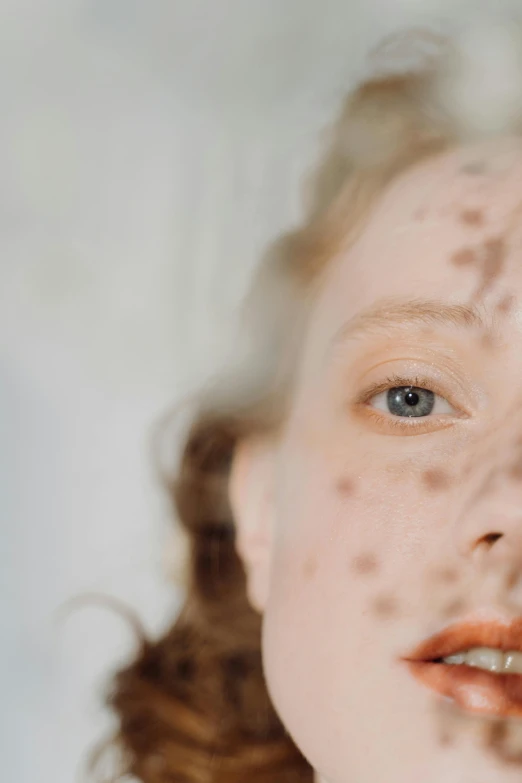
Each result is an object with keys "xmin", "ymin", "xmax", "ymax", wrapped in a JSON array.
[{"xmin": 2, "ymin": 1, "xmax": 522, "ymax": 781}]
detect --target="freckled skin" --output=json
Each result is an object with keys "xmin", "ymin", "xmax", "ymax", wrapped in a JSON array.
[
  {"xmin": 441, "ymin": 598, "xmax": 466, "ymax": 617},
  {"xmin": 372, "ymin": 595, "xmax": 398, "ymax": 618},
  {"xmin": 233, "ymin": 138, "xmax": 522, "ymax": 783},
  {"xmin": 422, "ymin": 468, "xmax": 451, "ymax": 492},
  {"xmin": 336, "ymin": 476, "xmax": 356, "ymax": 496},
  {"xmin": 452, "ymin": 247, "xmax": 476, "ymax": 266},
  {"xmin": 451, "ymin": 236, "xmax": 507, "ymax": 303},
  {"xmin": 485, "ymin": 720, "xmax": 522, "ymax": 766},
  {"xmin": 438, "ymin": 732, "xmax": 454, "ymax": 748},
  {"xmin": 474, "ymin": 237, "xmax": 507, "ymax": 300},
  {"xmin": 461, "ymin": 209, "xmax": 485, "ymax": 227},
  {"xmin": 433, "ymin": 567, "xmax": 459, "ymax": 585},
  {"xmin": 352, "ymin": 553, "xmax": 379, "ymax": 576}
]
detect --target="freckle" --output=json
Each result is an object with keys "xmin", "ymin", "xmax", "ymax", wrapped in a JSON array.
[
  {"xmin": 439, "ymin": 731, "xmax": 454, "ymax": 747},
  {"xmin": 452, "ymin": 248, "xmax": 476, "ymax": 266},
  {"xmin": 336, "ymin": 477, "xmax": 355, "ymax": 496},
  {"xmin": 487, "ymin": 720, "xmax": 507, "ymax": 747},
  {"xmin": 371, "ymin": 595, "xmax": 397, "ymax": 618},
  {"xmin": 475, "ymin": 237, "xmax": 507, "ymax": 299},
  {"xmin": 352, "ymin": 553, "xmax": 379, "ymax": 576},
  {"xmin": 496, "ymin": 294, "xmax": 516, "ymax": 314},
  {"xmin": 484, "ymin": 721, "xmax": 521, "ymax": 764},
  {"xmin": 488, "ymin": 720, "xmax": 522, "ymax": 764},
  {"xmin": 509, "ymin": 459, "xmax": 522, "ymax": 480},
  {"xmin": 434, "ymin": 567, "xmax": 459, "ymax": 584},
  {"xmin": 422, "ymin": 468, "xmax": 451, "ymax": 492},
  {"xmin": 479, "ymin": 330, "xmax": 496, "ymax": 350},
  {"xmin": 442, "ymin": 598, "xmax": 465, "ymax": 617},
  {"xmin": 303, "ymin": 555, "xmax": 317, "ymax": 580},
  {"xmin": 461, "ymin": 209, "xmax": 485, "ymax": 227},
  {"xmin": 414, "ymin": 208, "xmax": 426, "ymax": 221},
  {"xmin": 484, "ymin": 237, "xmax": 506, "ymax": 277}
]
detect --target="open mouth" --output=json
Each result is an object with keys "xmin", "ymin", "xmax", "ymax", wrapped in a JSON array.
[{"xmin": 402, "ymin": 620, "xmax": 522, "ymax": 718}]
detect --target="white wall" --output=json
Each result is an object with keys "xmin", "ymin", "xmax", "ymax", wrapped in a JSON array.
[{"xmin": 2, "ymin": 2, "xmax": 522, "ymax": 781}]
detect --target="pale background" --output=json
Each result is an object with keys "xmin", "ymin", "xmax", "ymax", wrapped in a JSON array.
[{"xmin": 1, "ymin": 1, "xmax": 520, "ymax": 781}]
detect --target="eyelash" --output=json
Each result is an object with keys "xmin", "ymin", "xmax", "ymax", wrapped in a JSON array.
[{"xmin": 355, "ymin": 373, "xmax": 460, "ymax": 434}]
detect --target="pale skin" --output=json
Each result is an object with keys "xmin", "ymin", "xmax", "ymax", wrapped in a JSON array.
[{"xmin": 230, "ymin": 137, "xmax": 522, "ymax": 782}]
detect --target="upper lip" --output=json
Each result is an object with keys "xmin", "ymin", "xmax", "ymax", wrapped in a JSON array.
[{"xmin": 404, "ymin": 618, "xmax": 522, "ymax": 662}]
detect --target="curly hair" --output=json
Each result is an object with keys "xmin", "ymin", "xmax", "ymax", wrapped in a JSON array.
[{"xmin": 98, "ymin": 28, "xmax": 520, "ymax": 783}]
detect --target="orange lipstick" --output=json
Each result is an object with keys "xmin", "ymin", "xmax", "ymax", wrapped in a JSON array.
[{"xmin": 403, "ymin": 620, "xmax": 522, "ymax": 718}]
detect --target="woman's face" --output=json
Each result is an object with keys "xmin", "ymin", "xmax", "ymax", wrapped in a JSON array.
[{"xmin": 232, "ymin": 138, "xmax": 522, "ymax": 782}]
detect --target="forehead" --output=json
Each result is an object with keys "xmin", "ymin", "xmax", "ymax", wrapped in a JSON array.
[{"xmin": 316, "ymin": 138, "xmax": 522, "ymax": 324}]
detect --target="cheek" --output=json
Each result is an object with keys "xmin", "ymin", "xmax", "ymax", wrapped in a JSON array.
[
  {"xmin": 264, "ymin": 424, "xmax": 448, "ymax": 656},
  {"xmin": 269, "ymin": 428, "xmax": 449, "ymax": 600},
  {"xmin": 260, "ymin": 433, "xmax": 454, "ymax": 774}
]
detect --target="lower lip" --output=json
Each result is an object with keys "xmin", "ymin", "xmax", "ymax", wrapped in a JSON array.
[{"xmin": 406, "ymin": 661, "xmax": 522, "ymax": 718}]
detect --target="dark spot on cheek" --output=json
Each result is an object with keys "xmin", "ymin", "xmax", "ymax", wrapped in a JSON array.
[
  {"xmin": 487, "ymin": 721, "xmax": 508, "ymax": 751},
  {"xmin": 509, "ymin": 458, "xmax": 522, "ymax": 481},
  {"xmin": 442, "ymin": 598, "xmax": 466, "ymax": 617},
  {"xmin": 414, "ymin": 208, "xmax": 426, "ymax": 221},
  {"xmin": 460, "ymin": 209, "xmax": 485, "ymax": 227},
  {"xmin": 371, "ymin": 595, "xmax": 398, "ymax": 618},
  {"xmin": 451, "ymin": 247, "xmax": 476, "ymax": 266},
  {"xmin": 352, "ymin": 553, "xmax": 379, "ymax": 576},
  {"xmin": 485, "ymin": 720, "xmax": 522, "ymax": 765},
  {"xmin": 336, "ymin": 477, "xmax": 356, "ymax": 496},
  {"xmin": 433, "ymin": 567, "xmax": 459, "ymax": 585},
  {"xmin": 303, "ymin": 555, "xmax": 318, "ymax": 580},
  {"xmin": 438, "ymin": 730, "xmax": 454, "ymax": 748},
  {"xmin": 422, "ymin": 468, "xmax": 451, "ymax": 492}
]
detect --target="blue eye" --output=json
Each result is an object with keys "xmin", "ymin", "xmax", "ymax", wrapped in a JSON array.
[{"xmin": 369, "ymin": 385, "xmax": 455, "ymax": 418}]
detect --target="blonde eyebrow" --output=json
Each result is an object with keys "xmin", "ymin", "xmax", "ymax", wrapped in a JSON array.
[{"xmin": 332, "ymin": 297, "xmax": 486, "ymax": 345}]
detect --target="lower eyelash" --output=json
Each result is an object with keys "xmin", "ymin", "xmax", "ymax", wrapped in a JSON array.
[{"xmin": 357, "ymin": 404, "xmax": 457, "ymax": 436}]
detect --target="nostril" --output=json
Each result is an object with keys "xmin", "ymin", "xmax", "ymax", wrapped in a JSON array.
[{"xmin": 481, "ymin": 532, "xmax": 503, "ymax": 547}]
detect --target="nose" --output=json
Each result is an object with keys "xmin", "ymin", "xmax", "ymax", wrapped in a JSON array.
[{"xmin": 456, "ymin": 464, "xmax": 522, "ymax": 572}]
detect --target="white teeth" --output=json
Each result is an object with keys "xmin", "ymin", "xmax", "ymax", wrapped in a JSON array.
[
  {"xmin": 504, "ymin": 651, "xmax": 522, "ymax": 674},
  {"xmin": 466, "ymin": 647, "xmax": 504, "ymax": 672},
  {"xmin": 444, "ymin": 653, "xmax": 467, "ymax": 665},
  {"xmin": 442, "ymin": 648, "xmax": 522, "ymax": 674}
]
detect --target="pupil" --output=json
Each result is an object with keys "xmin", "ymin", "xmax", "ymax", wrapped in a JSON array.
[{"xmin": 405, "ymin": 390, "xmax": 419, "ymax": 407}]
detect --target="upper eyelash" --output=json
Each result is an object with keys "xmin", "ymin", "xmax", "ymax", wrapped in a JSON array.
[{"xmin": 356, "ymin": 373, "xmax": 440, "ymax": 405}]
